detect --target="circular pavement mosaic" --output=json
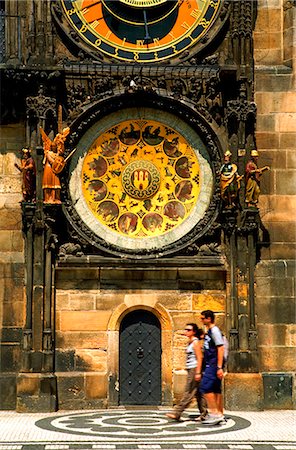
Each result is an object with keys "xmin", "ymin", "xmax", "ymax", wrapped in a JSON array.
[{"xmin": 36, "ymin": 411, "xmax": 251, "ymax": 440}]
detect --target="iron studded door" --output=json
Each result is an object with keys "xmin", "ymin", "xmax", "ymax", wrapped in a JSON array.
[{"xmin": 119, "ymin": 310, "xmax": 161, "ymax": 405}]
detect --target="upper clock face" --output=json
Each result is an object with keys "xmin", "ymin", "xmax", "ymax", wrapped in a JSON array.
[{"xmin": 61, "ymin": 0, "xmax": 222, "ymax": 63}]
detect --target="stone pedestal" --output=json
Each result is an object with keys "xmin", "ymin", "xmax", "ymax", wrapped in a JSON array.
[
  {"xmin": 224, "ymin": 373, "xmax": 263, "ymax": 411},
  {"xmin": 16, "ymin": 373, "xmax": 57, "ymax": 412}
]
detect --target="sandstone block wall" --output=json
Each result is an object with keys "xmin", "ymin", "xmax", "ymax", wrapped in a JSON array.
[
  {"xmin": 55, "ymin": 267, "xmax": 226, "ymax": 408},
  {"xmin": 0, "ymin": 124, "xmax": 25, "ymax": 409},
  {"xmin": 253, "ymin": 0, "xmax": 296, "ymax": 408}
]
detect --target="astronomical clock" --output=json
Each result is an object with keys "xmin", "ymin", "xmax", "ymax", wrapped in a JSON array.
[
  {"xmin": 65, "ymin": 107, "xmax": 219, "ymax": 258},
  {"xmin": 55, "ymin": 0, "xmax": 223, "ymax": 63},
  {"xmin": 54, "ymin": 0, "xmax": 226, "ymax": 257}
]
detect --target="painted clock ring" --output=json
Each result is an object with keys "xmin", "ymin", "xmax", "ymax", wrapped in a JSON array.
[
  {"xmin": 60, "ymin": 0, "xmax": 222, "ymax": 63},
  {"xmin": 69, "ymin": 108, "xmax": 213, "ymax": 252}
]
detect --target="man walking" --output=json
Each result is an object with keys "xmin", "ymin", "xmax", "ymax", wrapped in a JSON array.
[{"xmin": 200, "ymin": 310, "xmax": 225, "ymax": 425}]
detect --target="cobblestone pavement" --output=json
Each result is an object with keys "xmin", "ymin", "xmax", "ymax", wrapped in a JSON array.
[{"xmin": 0, "ymin": 409, "xmax": 295, "ymax": 450}]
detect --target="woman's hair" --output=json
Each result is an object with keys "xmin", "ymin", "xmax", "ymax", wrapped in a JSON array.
[{"xmin": 186, "ymin": 323, "xmax": 203, "ymax": 338}]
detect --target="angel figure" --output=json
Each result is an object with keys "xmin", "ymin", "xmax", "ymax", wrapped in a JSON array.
[{"xmin": 40, "ymin": 127, "xmax": 70, "ymax": 204}]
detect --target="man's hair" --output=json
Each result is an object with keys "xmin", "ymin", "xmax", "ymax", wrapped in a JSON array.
[
  {"xmin": 201, "ymin": 310, "xmax": 215, "ymax": 323},
  {"xmin": 186, "ymin": 323, "xmax": 203, "ymax": 338}
]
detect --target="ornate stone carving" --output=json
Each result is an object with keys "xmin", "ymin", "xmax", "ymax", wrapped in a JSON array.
[
  {"xmin": 283, "ymin": 0, "xmax": 296, "ymax": 10},
  {"xmin": 26, "ymin": 85, "xmax": 56, "ymax": 117},
  {"xmin": 59, "ymin": 242, "xmax": 83, "ymax": 257}
]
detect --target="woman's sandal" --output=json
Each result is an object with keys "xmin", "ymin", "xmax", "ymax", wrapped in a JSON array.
[{"xmin": 166, "ymin": 413, "xmax": 180, "ymax": 421}]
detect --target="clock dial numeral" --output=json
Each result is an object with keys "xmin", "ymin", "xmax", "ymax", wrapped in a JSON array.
[
  {"xmin": 200, "ymin": 18, "xmax": 210, "ymax": 28},
  {"xmin": 91, "ymin": 20, "xmax": 100, "ymax": 29},
  {"xmin": 67, "ymin": 8, "xmax": 76, "ymax": 16},
  {"xmin": 190, "ymin": 9, "xmax": 201, "ymax": 20},
  {"xmin": 79, "ymin": 24, "xmax": 88, "ymax": 33},
  {"xmin": 181, "ymin": 21, "xmax": 190, "ymax": 30}
]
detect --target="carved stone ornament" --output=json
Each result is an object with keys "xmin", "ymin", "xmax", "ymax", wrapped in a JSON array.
[
  {"xmin": 26, "ymin": 85, "xmax": 56, "ymax": 117},
  {"xmin": 283, "ymin": 0, "xmax": 296, "ymax": 10},
  {"xmin": 64, "ymin": 67, "xmax": 224, "ymax": 129}
]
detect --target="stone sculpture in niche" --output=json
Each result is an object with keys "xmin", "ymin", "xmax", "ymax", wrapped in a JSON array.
[
  {"xmin": 14, "ymin": 148, "xmax": 36, "ymax": 202},
  {"xmin": 220, "ymin": 150, "xmax": 242, "ymax": 210},
  {"xmin": 245, "ymin": 150, "xmax": 270, "ymax": 208}
]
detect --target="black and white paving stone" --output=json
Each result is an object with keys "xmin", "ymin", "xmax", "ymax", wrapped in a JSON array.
[
  {"xmin": 35, "ymin": 411, "xmax": 250, "ymax": 439},
  {"xmin": 0, "ymin": 410, "xmax": 295, "ymax": 450}
]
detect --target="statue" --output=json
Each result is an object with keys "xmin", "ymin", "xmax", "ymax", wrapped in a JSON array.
[
  {"xmin": 40, "ymin": 127, "xmax": 70, "ymax": 204},
  {"xmin": 245, "ymin": 149, "xmax": 270, "ymax": 208},
  {"xmin": 220, "ymin": 150, "xmax": 242, "ymax": 209},
  {"xmin": 14, "ymin": 148, "xmax": 36, "ymax": 202}
]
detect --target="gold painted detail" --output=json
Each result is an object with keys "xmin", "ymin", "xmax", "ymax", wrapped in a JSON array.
[
  {"xmin": 82, "ymin": 119, "xmax": 201, "ymax": 238},
  {"xmin": 122, "ymin": 160, "xmax": 161, "ymax": 200},
  {"xmin": 119, "ymin": 0, "xmax": 167, "ymax": 7}
]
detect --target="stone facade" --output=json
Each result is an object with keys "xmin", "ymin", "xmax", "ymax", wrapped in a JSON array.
[
  {"xmin": 253, "ymin": 0, "xmax": 296, "ymax": 409},
  {"xmin": 0, "ymin": 0, "xmax": 295, "ymax": 412}
]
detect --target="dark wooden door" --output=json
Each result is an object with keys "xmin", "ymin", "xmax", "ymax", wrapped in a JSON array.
[{"xmin": 119, "ymin": 310, "xmax": 161, "ymax": 405}]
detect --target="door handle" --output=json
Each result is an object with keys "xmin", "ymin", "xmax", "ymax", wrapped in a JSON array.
[{"xmin": 137, "ymin": 346, "xmax": 144, "ymax": 358}]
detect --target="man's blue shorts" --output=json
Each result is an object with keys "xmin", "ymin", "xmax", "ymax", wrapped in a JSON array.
[{"xmin": 200, "ymin": 366, "xmax": 222, "ymax": 394}]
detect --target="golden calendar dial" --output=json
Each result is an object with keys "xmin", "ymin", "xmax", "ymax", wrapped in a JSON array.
[
  {"xmin": 81, "ymin": 119, "xmax": 201, "ymax": 238},
  {"xmin": 60, "ymin": 0, "xmax": 222, "ymax": 63},
  {"xmin": 68, "ymin": 109, "xmax": 214, "ymax": 254}
]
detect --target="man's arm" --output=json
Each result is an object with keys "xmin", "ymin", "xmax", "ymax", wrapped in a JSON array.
[{"xmin": 217, "ymin": 345, "xmax": 224, "ymax": 379}]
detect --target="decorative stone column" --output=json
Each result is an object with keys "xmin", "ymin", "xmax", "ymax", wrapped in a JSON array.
[
  {"xmin": 16, "ymin": 91, "xmax": 58, "ymax": 412},
  {"xmin": 222, "ymin": 208, "xmax": 263, "ymax": 410}
]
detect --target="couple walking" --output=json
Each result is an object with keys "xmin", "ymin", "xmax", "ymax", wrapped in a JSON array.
[{"xmin": 166, "ymin": 310, "xmax": 225, "ymax": 425}]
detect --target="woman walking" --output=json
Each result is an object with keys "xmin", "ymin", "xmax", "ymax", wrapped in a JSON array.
[{"xmin": 166, "ymin": 323, "xmax": 207, "ymax": 421}]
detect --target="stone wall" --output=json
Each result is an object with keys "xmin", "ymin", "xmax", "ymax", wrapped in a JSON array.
[
  {"xmin": 0, "ymin": 124, "xmax": 25, "ymax": 409},
  {"xmin": 253, "ymin": 0, "xmax": 296, "ymax": 409}
]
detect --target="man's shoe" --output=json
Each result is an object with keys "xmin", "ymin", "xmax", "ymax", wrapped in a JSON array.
[{"xmin": 201, "ymin": 415, "xmax": 224, "ymax": 425}]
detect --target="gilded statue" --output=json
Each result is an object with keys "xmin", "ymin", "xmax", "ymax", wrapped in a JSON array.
[
  {"xmin": 14, "ymin": 148, "xmax": 36, "ymax": 202},
  {"xmin": 220, "ymin": 150, "xmax": 242, "ymax": 209},
  {"xmin": 245, "ymin": 150, "xmax": 270, "ymax": 208},
  {"xmin": 40, "ymin": 126, "xmax": 70, "ymax": 204}
]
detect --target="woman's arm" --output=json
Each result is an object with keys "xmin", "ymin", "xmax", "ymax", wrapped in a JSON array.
[{"xmin": 193, "ymin": 339, "xmax": 203, "ymax": 380}]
